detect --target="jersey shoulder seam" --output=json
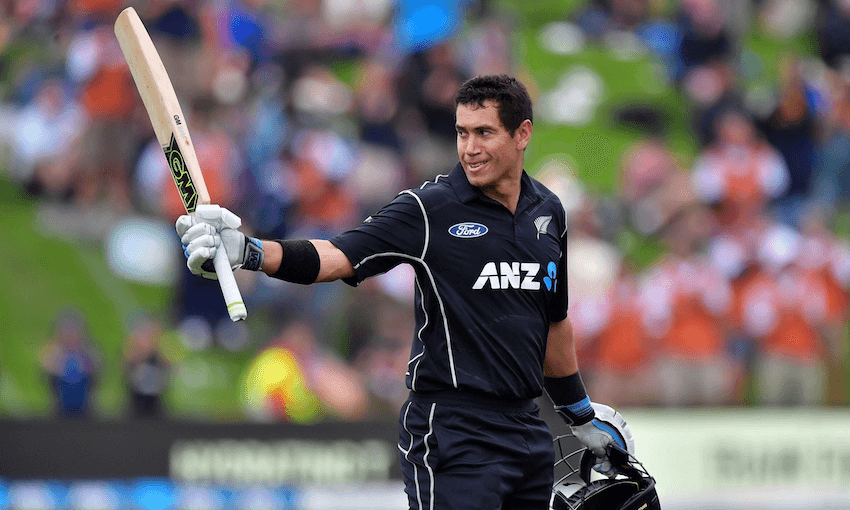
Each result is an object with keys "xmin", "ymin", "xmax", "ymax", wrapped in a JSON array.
[{"xmin": 405, "ymin": 174, "xmax": 456, "ymax": 210}]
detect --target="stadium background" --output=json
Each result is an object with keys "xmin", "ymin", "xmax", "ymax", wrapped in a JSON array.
[{"xmin": 1, "ymin": 0, "xmax": 849, "ymax": 508}]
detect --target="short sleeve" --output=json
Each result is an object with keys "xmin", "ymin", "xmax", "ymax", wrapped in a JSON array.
[
  {"xmin": 550, "ymin": 210, "xmax": 569, "ymax": 322},
  {"xmin": 329, "ymin": 191, "xmax": 426, "ymax": 286}
]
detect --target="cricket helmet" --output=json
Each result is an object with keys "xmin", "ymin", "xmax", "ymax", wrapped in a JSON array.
[{"xmin": 550, "ymin": 404, "xmax": 660, "ymax": 510}]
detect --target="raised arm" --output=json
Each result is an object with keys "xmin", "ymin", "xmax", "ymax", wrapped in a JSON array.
[
  {"xmin": 260, "ymin": 239, "xmax": 354, "ymax": 282},
  {"xmin": 176, "ymin": 205, "xmax": 354, "ymax": 285}
]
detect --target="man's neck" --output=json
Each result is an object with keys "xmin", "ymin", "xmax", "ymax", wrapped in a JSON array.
[{"xmin": 480, "ymin": 174, "xmax": 522, "ymax": 214}]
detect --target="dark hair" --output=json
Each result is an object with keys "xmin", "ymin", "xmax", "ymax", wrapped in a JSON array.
[{"xmin": 455, "ymin": 74, "xmax": 533, "ymax": 135}]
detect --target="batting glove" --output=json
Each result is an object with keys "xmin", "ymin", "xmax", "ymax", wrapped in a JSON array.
[
  {"xmin": 176, "ymin": 205, "xmax": 264, "ymax": 279},
  {"xmin": 570, "ymin": 420, "xmax": 621, "ymax": 476},
  {"xmin": 560, "ymin": 402, "xmax": 632, "ymax": 478}
]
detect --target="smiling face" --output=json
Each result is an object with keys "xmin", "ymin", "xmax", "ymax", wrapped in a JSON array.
[{"xmin": 456, "ymin": 100, "xmax": 531, "ymax": 207}]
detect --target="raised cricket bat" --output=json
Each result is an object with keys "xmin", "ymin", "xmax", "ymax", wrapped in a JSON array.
[{"xmin": 114, "ymin": 7, "xmax": 247, "ymax": 321}]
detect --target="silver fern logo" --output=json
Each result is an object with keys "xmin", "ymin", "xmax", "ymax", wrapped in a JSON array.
[{"xmin": 534, "ymin": 215, "xmax": 552, "ymax": 239}]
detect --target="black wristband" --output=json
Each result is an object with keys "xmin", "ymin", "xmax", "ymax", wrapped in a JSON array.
[
  {"xmin": 545, "ymin": 372, "xmax": 595, "ymax": 425},
  {"xmin": 272, "ymin": 239, "xmax": 320, "ymax": 284},
  {"xmin": 544, "ymin": 372, "xmax": 588, "ymax": 406}
]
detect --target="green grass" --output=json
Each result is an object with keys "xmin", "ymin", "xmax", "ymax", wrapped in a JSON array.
[
  {"xmin": 0, "ymin": 181, "xmax": 177, "ymax": 417},
  {"xmin": 0, "ymin": 183, "xmax": 135, "ymax": 415},
  {"xmin": 0, "ymin": 180, "xmax": 260, "ymax": 419}
]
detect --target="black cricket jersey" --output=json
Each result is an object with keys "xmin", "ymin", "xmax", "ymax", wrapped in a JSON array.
[{"xmin": 330, "ymin": 163, "xmax": 569, "ymax": 401}]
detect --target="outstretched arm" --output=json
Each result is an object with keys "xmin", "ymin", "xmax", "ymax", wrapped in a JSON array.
[
  {"xmin": 260, "ymin": 239, "xmax": 354, "ymax": 282},
  {"xmin": 177, "ymin": 205, "xmax": 354, "ymax": 284}
]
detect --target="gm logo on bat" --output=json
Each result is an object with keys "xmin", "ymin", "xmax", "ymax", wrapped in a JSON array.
[{"xmin": 164, "ymin": 133, "xmax": 198, "ymax": 212}]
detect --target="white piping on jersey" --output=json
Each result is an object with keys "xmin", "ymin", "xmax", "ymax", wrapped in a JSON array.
[
  {"xmin": 407, "ymin": 276, "xmax": 428, "ymax": 390},
  {"xmin": 353, "ymin": 186, "xmax": 458, "ymax": 388},
  {"xmin": 420, "ymin": 174, "xmax": 448, "ymax": 189},
  {"xmin": 401, "ymin": 190, "xmax": 430, "ymax": 259},
  {"xmin": 561, "ymin": 206, "xmax": 568, "ymax": 237},
  {"xmin": 408, "ymin": 181, "xmax": 455, "ymax": 387},
  {"xmin": 354, "ymin": 251, "xmax": 457, "ymax": 388},
  {"xmin": 406, "ymin": 350, "xmax": 424, "ymax": 386},
  {"xmin": 398, "ymin": 402, "xmax": 422, "ymax": 510}
]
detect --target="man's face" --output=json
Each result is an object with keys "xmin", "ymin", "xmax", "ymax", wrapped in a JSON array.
[{"xmin": 456, "ymin": 100, "xmax": 529, "ymax": 193}]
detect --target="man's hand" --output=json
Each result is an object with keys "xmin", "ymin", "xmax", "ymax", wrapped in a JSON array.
[
  {"xmin": 564, "ymin": 403, "xmax": 633, "ymax": 478},
  {"xmin": 176, "ymin": 205, "xmax": 264, "ymax": 279},
  {"xmin": 570, "ymin": 420, "xmax": 619, "ymax": 458},
  {"xmin": 570, "ymin": 420, "xmax": 623, "ymax": 476}
]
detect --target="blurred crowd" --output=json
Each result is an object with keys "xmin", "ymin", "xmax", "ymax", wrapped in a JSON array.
[
  {"xmin": 567, "ymin": 0, "xmax": 850, "ymax": 409},
  {"xmin": 2, "ymin": 0, "xmax": 850, "ymax": 422}
]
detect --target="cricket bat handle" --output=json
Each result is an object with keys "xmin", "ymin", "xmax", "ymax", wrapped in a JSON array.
[{"xmin": 213, "ymin": 246, "xmax": 247, "ymax": 321}]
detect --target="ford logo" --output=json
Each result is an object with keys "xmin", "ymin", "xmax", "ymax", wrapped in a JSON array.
[{"xmin": 449, "ymin": 222, "xmax": 489, "ymax": 238}]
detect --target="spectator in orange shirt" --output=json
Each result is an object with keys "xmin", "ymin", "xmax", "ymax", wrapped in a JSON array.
[
  {"xmin": 738, "ymin": 224, "xmax": 829, "ymax": 406},
  {"xmin": 690, "ymin": 108, "xmax": 790, "ymax": 227},
  {"xmin": 795, "ymin": 211, "xmax": 850, "ymax": 404},
  {"xmin": 72, "ymin": 25, "xmax": 138, "ymax": 209},
  {"xmin": 641, "ymin": 206, "xmax": 740, "ymax": 406},
  {"xmin": 584, "ymin": 262, "xmax": 660, "ymax": 407}
]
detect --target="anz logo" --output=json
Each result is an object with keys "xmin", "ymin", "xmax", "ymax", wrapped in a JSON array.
[{"xmin": 473, "ymin": 261, "xmax": 558, "ymax": 291}]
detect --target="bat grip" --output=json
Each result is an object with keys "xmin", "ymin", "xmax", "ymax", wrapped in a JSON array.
[{"xmin": 212, "ymin": 245, "xmax": 247, "ymax": 321}]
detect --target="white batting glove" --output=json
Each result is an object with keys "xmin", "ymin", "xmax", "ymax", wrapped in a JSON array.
[
  {"xmin": 175, "ymin": 205, "xmax": 264, "ymax": 279},
  {"xmin": 569, "ymin": 404, "xmax": 633, "ymax": 478},
  {"xmin": 570, "ymin": 420, "xmax": 618, "ymax": 476}
]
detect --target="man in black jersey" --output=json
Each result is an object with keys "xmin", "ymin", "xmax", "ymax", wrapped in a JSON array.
[{"xmin": 178, "ymin": 75, "xmax": 622, "ymax": 509}]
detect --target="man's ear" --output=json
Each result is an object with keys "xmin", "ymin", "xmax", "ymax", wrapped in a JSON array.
[{"xmin": 515, "ymin": 119, "xmax": 533, "ymax": 151}]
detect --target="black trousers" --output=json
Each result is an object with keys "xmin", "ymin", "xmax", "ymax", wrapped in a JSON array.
[{"xmin": 399, "ymin": 391, "xmax": 554, "ymax": 510}]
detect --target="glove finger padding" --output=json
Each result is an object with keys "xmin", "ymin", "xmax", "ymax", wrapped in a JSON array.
[
  {"xmin": 570, "ymin": 420, "xmax": 619, "ymax": 478},
  {"xmin": 181, "ymin": 222, "xmax": 217, "ymax": 246},
  {"xmin": 188, "ymin": 248, "xmax": 219, "ymax": 279},
  {"xmin": 184, "ymin": 230, "xmax": 220, "ymax": 279},
  {"xmin": 175, "ymin": 214, "xmax": 196, "ymax": 237},
  {"xmin": 570, "ymin": 420, "xmax": 618, "ymax": 458}
]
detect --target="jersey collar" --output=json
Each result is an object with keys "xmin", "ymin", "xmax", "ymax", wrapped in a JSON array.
[{"xmin": 448, "ymin": 163, "xmax": 542, "ymax": 207}]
